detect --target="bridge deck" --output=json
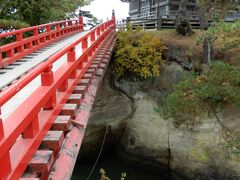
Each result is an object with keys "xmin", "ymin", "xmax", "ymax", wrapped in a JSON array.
[
  {"xmin": 0, "ymin": 31, "xmax": 87, "ymax": 90},
  {"xmin": 0, "ymin": 16, "xmax": 116, "ymax": 179},
  {"xmin": 1, "ymin": 31, "xmax": 88, "ymax": 119}
]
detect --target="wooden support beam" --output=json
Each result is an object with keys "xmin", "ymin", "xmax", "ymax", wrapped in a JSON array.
[
  {"xmin": 41, "ymin": 131, "xmax": 64, "ymax": 156},
  {"xmin": 74, "ymin": 86, "xmax": 87, "ymax": 94},
  {"xmin": 67, "ymin": 94, "xmax": 82, "ymax": 105},
  {"xmin": 89, "ymin": 64, "xmax": 98, "ymax": 70},
  {"xmin": 28, "ymin": 150, "xmax": 54, "ymax": 174},
  {"xmin": 86, "ymin": 69, "xmax": 95, "ymax": 75},
  {"xmin": 78, "ymin": 79, "xmax": 90, "ymax": 86},
  {"xmin": 83, "ymin": 73, "xmax": 92, "ymax": 79},
  {"xmin": 51, "ymin": 116, "xmax": 71, "ymax": 132},
  {"xmin": 61, "ymin": 104, "xmax": 78, "ymax": 118}
]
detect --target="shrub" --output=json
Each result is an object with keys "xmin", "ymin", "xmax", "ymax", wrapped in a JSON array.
[
  {"xmin": 112, "ymin": 30, "xmax": 166, "ymax": 79},
  {"xmin": 162, "ymin": 62, "xmax": 240, "ymax": 127}
]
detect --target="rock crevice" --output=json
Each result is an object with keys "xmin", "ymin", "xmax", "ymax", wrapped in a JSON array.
[{"xmin": 79, "ymin": 63, "xmax": 240, "ymax": 180}]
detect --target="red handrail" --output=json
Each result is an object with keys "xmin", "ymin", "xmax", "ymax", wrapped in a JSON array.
[
  {"xmin": 0, "ymin": 15, "xmax": 116, "ymax": 179},
  {"xmin": 0, "ymin": 17, "xmax": 84, "ymax": 68}
]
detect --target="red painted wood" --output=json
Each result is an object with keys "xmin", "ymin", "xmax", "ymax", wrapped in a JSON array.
[
  {"xmin": 49, "ymin": 33, "xmax": 116, "ymax": 179},
  {"xmin": 0, "ymin": 109, "xmax": 4, "ymax": 141},
  {"xmin": 28, "ymin": 150, "xmax": 54, "ymax": 174},
  {"xmin": 0, "ymin": 152, "xmax": 11, "ymax": 179},
  {"xmin": 51, "ymin": 116, "xmax": 71, "ymax": 132},
  {"xmin": 41, "ymin": 131, "xmax": 64, "ymax": 156},
  {"xmin": 0, "ymin": 19, "xmax": 83, "ymax": 68},
  {"xmin": 0, "ymin": 15, "xmax": 116, "ymax": 179}
]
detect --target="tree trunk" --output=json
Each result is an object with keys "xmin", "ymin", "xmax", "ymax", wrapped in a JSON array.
[{"xmin": 203, "ymin": 37, "xmax": 214, "ymax": 65}]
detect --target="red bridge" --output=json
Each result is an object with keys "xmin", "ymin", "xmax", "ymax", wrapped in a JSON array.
[{"xmin": 0, "ymin": 12, "xmax": 116, "ymax": 180}]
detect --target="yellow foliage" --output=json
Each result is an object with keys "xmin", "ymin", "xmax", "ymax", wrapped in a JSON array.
[{"xmin": 112, "ymin": 31, "xmax": 166, "ymax": 79}]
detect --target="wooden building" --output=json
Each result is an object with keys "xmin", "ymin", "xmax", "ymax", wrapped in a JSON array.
[{"xmin": 127, "ymin": 0, "xmax": 197, "ymax": 19}]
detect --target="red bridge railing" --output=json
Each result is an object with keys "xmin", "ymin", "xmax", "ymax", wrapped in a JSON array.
[
  {"xmin": 0, "ymin": 17, "xmax": 84, "ymax": 68},
  {"xmin": 0, "ymin": 15, "xmax": 116, "ymax": 179}
]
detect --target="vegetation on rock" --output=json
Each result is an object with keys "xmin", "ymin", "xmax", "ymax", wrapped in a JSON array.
[
  {"xmin": 162, "ymin": 61, "xmax": 240, "ymax": 159},
  {"xmin": 99, "ymin": 168, "xmax": 126, "ymax": 180},
  {"xmin": 112, "ymin": 30, "xmax": 166, "ymax": 79},
  {"xmin": 197, "ymin": 20, "xmax": 240, "ymax": 65},
  {"xmin": 162, "ymin": 62, "xmax": 240, "ymax": 127}
]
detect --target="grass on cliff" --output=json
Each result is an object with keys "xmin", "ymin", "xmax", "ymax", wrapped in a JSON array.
[
  {"xmin": 155, "ymin": 24, "xmax": 240, "ymax": 67},
  {"xmin": 162, "ymin": 61, "xmax": 240, "ymax": 127}
]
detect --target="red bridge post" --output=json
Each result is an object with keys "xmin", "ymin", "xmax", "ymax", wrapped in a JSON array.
[
  {"xmin": 34, "ymin": 28, "xmax": 40, "ymax": 46},
  {"xmin": 0, "ymin": 49, "xmax": 2, "ymax": 68},
  {"xmin": 0, "ymin": 12, "xmax": 116, "ymax": 178},
  {"xmin": 22, "ymin": 115, "xmax": 40, "ymax": 138},
  {"xmin": 16, "ymin": 32, "xmax": 24, "ymax": 54},
  {"xmin": 0, "ymin": 109, "xmax": 4, "ymax": 141},
  {"xmin": 41, "ymin": 65, "xmax": 56, "ymax": 110},
  {"xmin": 112, "ymin": 9, "xmax": 116, "ymax": 30},
  {"xmin": 79, "ymin": 10, "xmax": 84, "ymax": 31},
  {"xmin": 68, "ymin": 47, "xmax": 77, "ymax": 79},
  {"xmin": 90, "ymin": 31, "xmax": 95, "ymax": 42},
  {"xmin": 97, "ymin": 27, "xmax": 101, "ymax": 36},
  {"xmin": 0, "ymin": 109, "xmax": 12, "ymax": 180},
  {"xmin": 82, "ymin": 37, "xmax": 88, "ymax": 51},
  {"xmin": 0, "ymin": 152, "xmax": 11, "ymax": 180},
  {"xmin": 46, "ymin": 25, "xmax": 51, "ymax": 41}
]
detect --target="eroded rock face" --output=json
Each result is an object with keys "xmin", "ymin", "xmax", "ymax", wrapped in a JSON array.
[
  {"xmin": 79, "ymin": 63, "xmax": 240, "ymax": 179},
  {"xmin": 114, "ymin": 62, "xmax": 184, "ymax": 102},
  {"xmin": 117, "ymin": 89, "xmax": 240, "ymax": 179},
  {"xmin": 79, "ymin": 69, "xmax": 133, "ymax": 158},
  {"xmin": 117, "ymin": 92, "xmax": 170, "ymax": 173}
]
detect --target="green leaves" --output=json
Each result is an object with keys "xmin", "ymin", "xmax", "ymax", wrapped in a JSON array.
[
  {"xmin": 0, "ymin": 19, "xmax": 29, "ymax": 29},
  {"xmin": 112, "ymin": 31, "xmax": 166, "ymax": 79},
  {"xmin": 162, "ymin": 62, "xmax": 240, "ymax": 127},
  {"xmin": 0, "ymin": 0, "xmax": 93, "ymax": 28}
]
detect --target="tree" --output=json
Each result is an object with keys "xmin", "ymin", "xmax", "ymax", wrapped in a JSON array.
[
  {"xmin": 163, "ymin": 61, "xmax": 240, "ymax": 126},
  {"xmin": 175, "ymin": 0, "xmax": 192, "ymax": 36},
  {"xmin": 194, "ymin": 0, "xmax": 240, "ymax": 64},
  {"xmin": 0, "ymin": 0, "xmax": 92, "ymax": 30},
  {"xmin": 198, "ymin": 0, "xmax": 239, "ymax": 18}
]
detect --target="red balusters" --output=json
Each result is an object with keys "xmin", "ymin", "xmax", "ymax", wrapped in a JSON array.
[
  {"xmin": 0, "ymin": 108, "xmax": 4, "ymax": 140},
  {"xmin": 16, "ymin": 32, "xmax": 24, "ymax": 53},
  {"xmin": 0, "ymin": 109, "xmax": 11, "ymax": 180},
  {"xmin": 59, "ymin": 80, "xmax": 68, "ymax": 92},
  {"xmin": 16, "ymin": 32, "xmax": 23, "ymax": 41},
  {"xmin": 6, "ymin": 49, "xmax": 14, "ymax": 59},
  {"xmin": 46, "ymin": 25, "xmax": 51, "ymax": 32},
  {"xmin": 0, "ymin": 13, "xmax": 116, "ymax": 179},
  {"xmin": 0, "ymin": 151, "xmax": 11, "ymax": 180},
  {"xmin": 82, "ymin": 37, "xmax": 88, "ymax": 51},
  {"xmin": 56, "ymin": 24, "xmax": 60, "ymax": 37},
  {"xmin": 46, "ymin": 25, "xmax": 51, "ymax": 41},
  {"xmin": 79, "ymin": 15, "xmax": 83, "ymax": 31},
  {"xmin": 63, "ymin": 22, "xmax": 67, "ymax": 34},
  {"xmin": 90, "ymin": 31, "xmax": 95, "ymax": 42},
  {"xmin": 34, "ymin": 28, "xmax": 40, "ymax": 45},
  {"xmin": 0, "ymin": 49, "xmax": 2, "ymax": 68},
  {"xmin": 41, "ymin": 65, "xmax": 54, "ymax": 86},
  {"xmin": 68, "ymin": 47, "xmax": 77, "ymax": 79},
  {"xmin": 41, "ymin": 65, "xmax": 56, "ymax": 110},
  {"xmin": 0, "ymin": 18, "xmax": 83, "ymax": 68},
  {"xmin": 22, "ymin": 115, "xmax": 39, "ymax": 138},
  {"xmin": 97, "ymin": 28, "xmax": 101, "ymax": 36}
]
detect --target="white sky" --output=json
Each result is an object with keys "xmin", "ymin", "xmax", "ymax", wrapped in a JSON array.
[{"xmin": 82, "ymin": 0, "xmax": 129, "ymax": 21}]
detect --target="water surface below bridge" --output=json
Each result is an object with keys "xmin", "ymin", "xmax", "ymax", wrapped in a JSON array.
[{"xmin": 72, "ymin": 154, "xmax": 164, "ymax": 180}]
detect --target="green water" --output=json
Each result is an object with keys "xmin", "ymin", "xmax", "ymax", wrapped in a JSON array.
[{"xmin": 71, "ymin": 155, "xmax": 166, "ymax": 180}]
